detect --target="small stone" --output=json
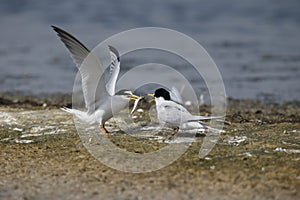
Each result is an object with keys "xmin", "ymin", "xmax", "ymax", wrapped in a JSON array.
[
  {"xmin": 13, "ymin": 127, "xmax": 23, "ymax": 132},
  {"xmin": 137, "ymin": 108, "xmax": 144, "ymax": 113}
]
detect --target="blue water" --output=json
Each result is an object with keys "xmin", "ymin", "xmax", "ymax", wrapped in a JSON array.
[{"xmin": 0, "ymin": 0, "xmax": 299, "ymax": 102}]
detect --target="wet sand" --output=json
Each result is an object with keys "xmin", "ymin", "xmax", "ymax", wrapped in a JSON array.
[{"xmin": 0, "ymin": 95, "xmax": 300, "ymax": 200}]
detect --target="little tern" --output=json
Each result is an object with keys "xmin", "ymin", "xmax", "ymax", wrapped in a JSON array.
[
  {"xmin": 52, "ymin": 26, "xmax": 139, "ymax": 135},
  {"xmin": 148, "ymin": 88, "xmax": 224, "ymax": 134}
]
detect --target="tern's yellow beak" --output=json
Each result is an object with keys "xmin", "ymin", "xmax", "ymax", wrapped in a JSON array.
[
  {"xmin": 147, "ymin": 93, "xmax": 155, "ymax": 103},
  {"xmin": 130, "ymin": 94, "xmax": 140, "ymax": 101}
]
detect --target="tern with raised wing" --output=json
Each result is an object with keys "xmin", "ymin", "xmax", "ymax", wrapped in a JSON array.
[{"xmin": 52, "ymin": 26, "xmax": 139, "ymax": 135}]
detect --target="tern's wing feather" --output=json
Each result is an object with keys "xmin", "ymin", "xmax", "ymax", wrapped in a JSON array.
[
  {"xmin": 106, "ymin": 45, "xmax": 120, "ymax": 96},
  {"xmin": 158, "ymin": 101, "xmax": 193, "ymax": 126},
  {"xmin": 158, "ymin": 100, "xmax": 224, "ymax": 125},
  {"xmin": 51, "ymin": 26, "xmax": 89, "ymax": 67},
  {"xmin": 52, "ymin": 25, "xmax": 108, "ymax": 113}
]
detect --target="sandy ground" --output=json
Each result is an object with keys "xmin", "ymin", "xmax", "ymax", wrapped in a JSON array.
[{"xmin": 0, "ymin": 96, "xmax": 300, "ymax": 200}]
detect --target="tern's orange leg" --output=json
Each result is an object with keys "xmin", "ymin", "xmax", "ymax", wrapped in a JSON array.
[
  {"xmin": 173, "ymin": 127, "xmax": 179, "ymax": 134},
  {"xmin": 99, "ymin": 124, "xmax": 110, "ymax": 135},
  {"xmin": 172, "ymin": 127, "xmax": 180, "ymax": 138},
  {"xmin": 164, "ymin": 127, "xmax": 180, "ymax": 141}
]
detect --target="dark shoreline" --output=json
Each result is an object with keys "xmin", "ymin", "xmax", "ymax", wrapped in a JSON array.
[
  {"xmin": 1, "ymin": 91, "xmax": 300, "ymax": 127},
  {"xmin": 0, "ymin": 92, "xmax": 72, "ymax": 108},
  {"xmin": 1, "ymin": 91, "xmax": 300, "ymax": 124},
  {"xmin": 1, "ymin": 91, "xmax": 300, "ymax": 107}
]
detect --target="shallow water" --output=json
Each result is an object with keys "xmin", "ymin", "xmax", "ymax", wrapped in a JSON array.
[{"xmin": 0, "ymin": 0, "xmax": 300, "ymax": 103}]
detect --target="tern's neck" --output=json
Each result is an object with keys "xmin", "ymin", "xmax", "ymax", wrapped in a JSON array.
[{"xmin": 155, "ymin": 97, "xmax": 166, "ymax": 105}]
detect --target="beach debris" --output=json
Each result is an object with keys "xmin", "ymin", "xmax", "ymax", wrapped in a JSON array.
[
  {"xmin": 30, "ymin": 126, "xmax": 57, "ymax": 133},
  {"xmin": 21, "ymin": 129, "xmax": 67, "ymax": 138},
  {"xmin": 12, "ymin": 127, "xmax": 23, "ymax": 132},
  {"xmin": 15, "ymin": 139, "xmax": 33, "ymax": 144},
  {"xmin": 274, "ymin": 147, "xmax": 300, "ymax": 154},
  {"xmin": 224, "ymin": 136, "xmax": 247, "ymax": 146},
  {"xmin": 137, "ymin": 108, "xmax": 144, "ymax": 113},
  {"xmin": 0, "ymin": 112, "xmax": 19, "ymax": 125},
  {"xmin": 164, "ymin": 137, "xmax": 195, "ymax": 144},
  {"xmin": 236, "ymin": 152, "xmax": 253, "ymax": 157}
]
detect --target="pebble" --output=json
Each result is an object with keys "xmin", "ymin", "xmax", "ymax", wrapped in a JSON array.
[{"xmin": 13, "ymin": 127, "xmax": 23, "ymax": 132}]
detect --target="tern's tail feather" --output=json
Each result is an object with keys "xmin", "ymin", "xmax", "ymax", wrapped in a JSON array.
[
  {"xmin": 61, "ymin": 107, "xmax": 95, "ymax": 124},
  {"xmin": 188, "ymin": 115, "xmax": 225, "ymax": 122}
]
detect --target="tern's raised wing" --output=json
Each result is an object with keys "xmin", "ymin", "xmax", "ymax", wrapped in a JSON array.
[
  {"xmin": 51, "ymin": 26, "xmax": 89, "ymax": 68},
  {"xmin": 106, "ymin": 45, "xmax": 120, "ymax": 96},
  {"xmin": 52, "ymin": 26, "xmax": 108, "ymax": 113}
]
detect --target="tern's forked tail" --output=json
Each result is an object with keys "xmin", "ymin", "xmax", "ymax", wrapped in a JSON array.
[
  {"xmin": 188, "ymin": 115, "xmax": 225, "ymax": 122},
  {"xmin": 61, "ymin": 107, "xmax": 95, "ymax": 124}
]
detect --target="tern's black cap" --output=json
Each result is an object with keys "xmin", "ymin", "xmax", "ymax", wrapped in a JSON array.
[{"xmin": 154, "ymin": 88, "xmax": 171, "ymax": 100}]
